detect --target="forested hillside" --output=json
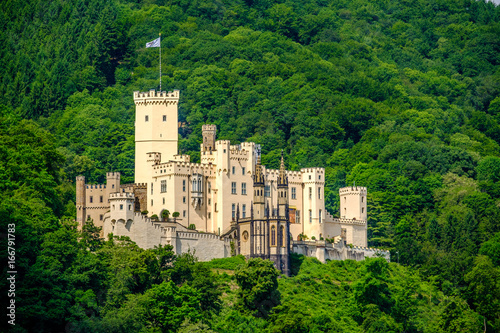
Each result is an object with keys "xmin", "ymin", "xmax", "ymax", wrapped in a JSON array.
[{"xmin": 1, "ymin": 0, "xmax": 500, "ymax": 331}]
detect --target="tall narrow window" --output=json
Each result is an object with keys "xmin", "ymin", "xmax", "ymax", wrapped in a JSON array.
[
  {"xmin": 232, "ymin": 204, "xmax": 236, "ymax": 220},
  {"xmin": 163, "ymin": 115, "xmax": 166, "ymax": 121},
  {"xmin": 281, "ymin": 226, "xmax": 285, "ymax": 247},
  {"xmin": 309, "ymin": 187, "xmax": 312, "ymax": 199},
  {"xmin": 291, "ymin": 187, "xmax": 296, "ymax": 199},
  {"xmin": 242, "ymin": 183, "xmax": 247, "ymax": 195},
  {"xmin": 183, "ymin": 180, "xmax": 186, "ymax": 192},
  {"xmin": 242, "ymin": 204, "xmax": 246, "ymax": 218},
  {"xmin": 161, "ymin": 180, "xmax": 167, "ymax": 193},
  {"xmin": 309, "ymin": 210, "xmax": 312, "ymax": 223},
  {"xmin": 145, "ymin": 115, "xmax": 149, "ymax": 122},
  {"xmin": 319, "ymin": 209, "xmax": 322, "ymax": 224},
  {"xmin": 318, "ymin": 187, "xmax": 321, "ymax": 199},
  {"xmin": 90, "ymin": 196, "xmax": 93, "ymax": 203},
  {"xmin": 231, "ymin": 182, "xmax": 237, "ymax": 194},
  {"xmin": 265, "ymin": 185, "xmax": 270, "ymax": 197},
  {"xmin": 271, "ymin": 226, "xmax": 276, "ymax": 246},
  {"xmin": 151, "ymin": 183, "xmax": 153, "ymax": 195},
  {"xmin": 232, "ymin": 166, "xmax": 235, "ymax": 175},
  {"xmin": 120, "ymin": 204, "xmax": 123, "ymax": 210},
  {"xmin": 100, "ymin": 196, "xmax": 103, "ymax": 203},
  {"xmin": 297, "ymin": 210, "xmax": 301, "ymax": 224},
  {"xmin": 100, "ymin": 215, "xmax": 103, "ymax": 221},
  {"xmin": 242, "ymin": 167, "xmax": 246, "ymax": 175}
]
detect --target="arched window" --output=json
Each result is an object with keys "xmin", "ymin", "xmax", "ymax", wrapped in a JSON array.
[{"xmin": 271, "ymin": 226, "xmax": 276, "ymax": 246}]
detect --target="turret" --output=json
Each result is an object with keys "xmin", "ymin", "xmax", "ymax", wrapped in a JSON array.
[
  {"xmin": 339, "ymin": 185, "xmax": 367, "ymax": 220},
  {"xmin": 202, "ymin": 124, "xmax": 217, "ymax": 152},
  {"xmin": 253, "ymin": 147, "xmax": 265, "ymax": 219},
  {"xmin": 277, "ymin": 151, "xmax": 288, "ymax": 218},
  {"xmin": 106, "ymin": 172, "xmax": 121, "ymax": 194}
]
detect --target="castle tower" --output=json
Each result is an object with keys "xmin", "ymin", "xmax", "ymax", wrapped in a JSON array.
[
  {"xmin": 134, "ymin": 89, "xmax": 179, "ymax": 184},
  {"xmin": 277, "ymin": 151, "xmax": 288, "ymax": 218},
  {"xmin": 106, "ymin": 172, "xmax": 121, "ymax": 194},
  {"xmin": 202, "ymin": 124, "xmax": 217, "ymax": 151},
  {"xmin": 76, "ymin": 176, "xmax": 86, "ymax": 227},
  {"xmin": 339, "ymin": 185, "xmax": 367, "ymax": 220},
  {"xmin": 253, "ymin": 150, "xmax": 265, "ymax": 219}
]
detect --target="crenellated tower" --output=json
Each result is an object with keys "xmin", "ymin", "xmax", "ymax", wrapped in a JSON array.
[
  {"xmin": 134, "ymin": 89, "xmax": 179, "ymax": 184},
  {"xmin": 202, "ymin": 124, "xmax": 217, "ymax": 152}
]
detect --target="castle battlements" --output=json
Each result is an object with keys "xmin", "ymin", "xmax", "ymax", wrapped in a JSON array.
[
  {"xmin": 109, "ymin": 192, "xmax": 134, "ymax": 199},
  {"xmin": 86, "ymin": 184, "xmax": 106, "ymax": 189},
  {"xmin": 133, "ymin": 89, "xmax": 179, "ymax": 100},
  {"xmin": 339, "ymin": 186, "xmax": 367, "ymax": 194},
  {"xmin": 331, "ymin": 217, "xmax": 367, "ymax": 225}
]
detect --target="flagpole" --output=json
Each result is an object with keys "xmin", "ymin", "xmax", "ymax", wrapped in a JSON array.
[{"xmin": 159, "ymin": 33, "xmax": 161, "ymax": 91}]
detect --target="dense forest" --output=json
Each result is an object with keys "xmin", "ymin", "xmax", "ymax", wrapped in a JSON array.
[{"xmin": 1, "ymin": 0, "xmax": 500, "ymax": 331}]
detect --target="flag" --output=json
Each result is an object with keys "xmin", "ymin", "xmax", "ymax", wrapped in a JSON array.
[{"xmin": 146, "ymin": 37, "xmax": 160, "ymax": 48}]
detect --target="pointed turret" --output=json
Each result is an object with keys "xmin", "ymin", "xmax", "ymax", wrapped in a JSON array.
[
  {"xmin": 253, "ymin": 147, "xmax": 265, "ymax": 219},
  {"xmin": 277, "ymin": 150, "xmax": 288, "ymax": 218}
]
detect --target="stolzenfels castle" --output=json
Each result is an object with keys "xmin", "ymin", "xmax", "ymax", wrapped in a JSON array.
[{"xmin": 76, "ymin": 90, "xmax": 388, "ymax": 275}]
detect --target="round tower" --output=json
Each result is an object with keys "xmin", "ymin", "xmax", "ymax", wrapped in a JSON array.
[
  {"xmin": 339, "ymin": 186, "xmax": 367, "ymax": 220},
  {"xmin": 253, "ymin": 151, "xmax": 265, "ymax": 219},
  {"xmin": 202, "ymin": 124, "xmax": 217, "ymax": 152}
]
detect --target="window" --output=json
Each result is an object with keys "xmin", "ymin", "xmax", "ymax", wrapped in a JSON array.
[
  {"xmin": 100, "ymin": 214, "xmax": 103, "ymax": 221},
  {"xmin": 183, "ymin": 180, "xmax": 186, "ymax": 192},
  {"xmin": 183, "ymin": 210, "xmax": 186, "ymax": 217},
  {"xmin": 215, "ymin": 203, "xmax": 217, "ymax": 211},
  {"xmin": 319, "ymin": 175, "xmax": 321, "ymax": 180},
  {"xmin": 319, "ymin": 209, "xmax": 322, "ymax": 223},
  {"xmin": 242, "ymin": 182, "xmax": 247, "ymax": 195},
  {"xmin": 112, "ymin": 184, "xmax": 115, "ymax": 189},
  {"xmin": 163, "ymin": 115, "xmax": 166, "ymax": 121},
  {"xmin": 309, "ymin": 175, "xmax": 311, "ymax": 180},
  {"xmin": 291, "ymin": 187, "xmax": 296, "ymax": 199},
  {"xmin": 151, "ymin": 199, "xmax": 153, "ymax": 206},
  {"xmin": 161, "ymin": 180, "xmax": 167, "ymax": 193},
  {"xmin": 208, "ymin": 212, "xmax": 211, "ymax": 219},
  {"xmin": 208, "ymin": 198, "xmax": 211, "ymax": 205},
  {"xmin": 309, "ymin": 210, "xmax": 312, "ymax": 223},
  {"xmin": 242, "ymin": 167, "xmax": 245, "ymax": 175},
  {"xmin": 242, "ymin": 204, "xmax": 246, "ymax": 218},
  {"xmin": 281, "ymin": 226, "xmax": 285, "ymax": 247},
  {"xmin": 362, "ymin": 207, "xmax": 364, "ymax": 213},
  {"xmin": 100, "ymin": 196, "xmax": 103, "ymax": 203},
  {"xmin": 151, "ymin": 183, "xmax": 153, "ymax": 195},
  {"xmin": 145, "ymin": 115, "xmax": 149, "ymax": 122},
  {"xmin": 271, "ymin": 226, "xmax": 276, "ymax": 246},
  {"xmin": 309, "ymin": 187, "xmax": 312, "ymax": 199},
  {"xmin": 318, "ymin": 187, "xmax": 321, "ymax": 199},
  {"xmin": 232, "ymin": 204, "xmax": 236, "ymax": 220},
  {"xmin": 232, "ymin": 166, "xmax": 235, "ymax": 174},
  {"xmin": 273, "ymin": 208, "xmax": 278, "ymax": 216},
  {"xmin": 163, "ymin": 198, "xmax": 165, "ymax": 205},
  {"xmin": 120, "ymin": 204, "xmax": 123, "ymax": 210},
  {"xmin": 297, "ymin": 210, "xmax": 300, "ymax": 224},
  {"xmin": 361, "ymin": 196, "xmax": 364, "ymax": 202},
  {"xmin": 265, "ymin": 185, "xmax": 270, "ymax": 197},
  {"xmin": 183, "ymin": 196, "xmax": 186, "ymax": 203},
  {"xmin": 128, "ymin": 205, "xmax": 131, "ymax": 210},
  {"xmin": 89, "ymin": 196, "xmax": 93, "ymax": 203},
  {"xmin": 208, "ymin": 183, "xmax": 211, "ymax": 193},
  {"xmin": 231, "ymin": 182, "xmax": 237, "ymax": 194}
]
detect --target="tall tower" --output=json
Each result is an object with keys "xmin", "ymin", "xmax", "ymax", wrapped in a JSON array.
[
  {"xmin": 202, "ymin": 124, "xmax": 217, "ymax": 151},
  {"xmin": 253, "ymin": 150, "xmax": 265, "ymax": 219},
  {"xmin": 76, "ymin": 176, "xmax": 86, "ymax": 227},
  {"xmin": 134, "ymin": 89, "xmax": 179, "ymax": 184},
  {"xmin": 277, "ymin": 151, "xmax": 289, "ymax": 218}
]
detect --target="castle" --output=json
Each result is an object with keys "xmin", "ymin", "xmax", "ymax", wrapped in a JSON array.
[{"xmin": 76, "ymin": 89, "xmax": 388, "ymax": 274}]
